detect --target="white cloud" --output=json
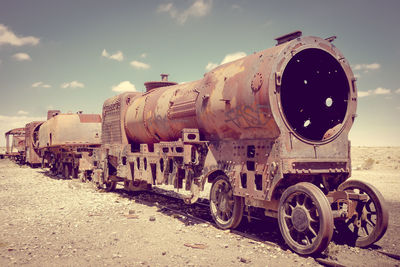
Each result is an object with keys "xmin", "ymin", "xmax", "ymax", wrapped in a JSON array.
[
  {"xmin": 358, "ymin": 87, "xmax": 391, "ymax": 98},
  {"xmin": 13, "ymin": 52, "xmax": 31, "ymax": 61},
  {"xmin": 17, "ymin": 110, "xmax": 29, "ymax": 115},
  {"xmin": 373, "ymin": 87, "xmax": 391, "ymax": 95},
  {"xmin": 205, "ymin": 51, "xmax": 246, "ymax": 71},
  {"xmin": 157, "ymin": 0, "xmax": 212, "ymax": 24},
  {"xmin": 140, "ymin": 53, "xmax": 147, "ymax": 58},
  {"xmin": 32, "ymin": 81, "xmax": 51, "ymax": 88},
  {"xmin": 231, "ymin": 4, "xmax": 242, "ymax": 10},
  {"xmin": 0, "ymin": 114, "xmax": 46, "ymax": 146},
  {"xmin": 220, "ymin": 52, "xmax": 246, "ymax": 65},
  {"xmin": 130, "ymin": 60, "xmax": 150, "ymax": 70},
  {"xmin": 353, "ymin": 63, "xmax": 381, "ymax": 73},
  {"xmin": 112, "ymin": 81, "xmax": 137, "ymax": 92},
  {"xmin": 61, "ymin": 81, "xmax": 85, "ymax": 89},
  {"xmin": 205, "ymin": 62, "xmax": 218, "ymax": 71},
  {"xmin": 0, "ymin": 24, "xmax": 40, "ymax": 46},
  {"xmin": 101, "ymin": 49, "xmax": 124, "ymax": 61},
  {"xmin": 395, "ymin": 88, "xmax": 400, "ymax": 94},
  {"xmin": 357, "ymin": 91, "xmax": 371, "ymax": 98}
]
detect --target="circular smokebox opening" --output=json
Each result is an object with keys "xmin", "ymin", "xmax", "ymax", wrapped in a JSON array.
[{"xmin": 280, "ymin": 48, "xmax": 349, "ymax": 141}]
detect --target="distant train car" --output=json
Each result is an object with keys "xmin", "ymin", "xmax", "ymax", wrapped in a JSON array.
[
  {"xmin": 38, "ymin": 110, "xmax": 101, "ymax": 179},
  {"xmin": 25, "ymin": 121, "xmax": 44, "ymax": 167},
  {"xmin": 90, "ymin": 31, "xmax": 388, "ymax": 255},
  {"xmin": 4, "ymin": 127, "xmax": 26, "ymax": 163}
]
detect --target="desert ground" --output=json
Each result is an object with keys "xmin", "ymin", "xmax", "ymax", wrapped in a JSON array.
[{"xmin": 0, "ymin": 147, "xmax": 399, "ymax": 266}]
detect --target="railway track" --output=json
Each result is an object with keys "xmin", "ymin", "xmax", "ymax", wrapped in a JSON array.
[{"xmin": 103, "ymin": 184, "xmax": 399, "ymax": 266}]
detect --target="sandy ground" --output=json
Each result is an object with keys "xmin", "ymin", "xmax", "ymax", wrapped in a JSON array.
[{"xmin": 0, "ymin": 147, "xmax": 399, "ymax": 266}]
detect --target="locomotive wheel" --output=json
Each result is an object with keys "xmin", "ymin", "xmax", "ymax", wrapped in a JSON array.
[
  {"xmin": 79, "ymin": 172, "xmax": 87, "ymax": 182},
  {"xmin": 71, "ymin": 167, "xmax": 78, "ymax": 179},
  {"xmin": 336, "ymin": 180, "xmax": 388, "ymax": 247},
  {"xmin": 278, "ymin": 182, "xmax": 334, "ymax": 255},
  {"xmin": 104, "ymin": 181, "xmax": 117, "ymax": 192},
  {"xmin": 209, "ymin": 176, "xmax": 244, "ymax": 229},
  {"xmin": 63, "ymin": 164, "xmax": 70, "ymax": 179}
]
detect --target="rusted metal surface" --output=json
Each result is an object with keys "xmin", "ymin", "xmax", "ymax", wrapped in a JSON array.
[
  {"xmin": 38, "ymin": 111, "xmax": 102, "ymax": 178},
  {"xmin": 5, "ymin": 127, "xmax": 26, "ymax": 154},
  {"xmin": 25, "ymin": 121, "xmax": 44, "ymax": 166},
  {"xmin": 38, "ymin": 112, "xmax": 101, "ymax": 149},
  {"xmin": 144, "ymin": 74, "xmax": 178, "ymax": 92},
  {"xmin": 3, "ymin": 127, "xmax": 26, "ymax": 163},
  {"xmin": 71, "ymin": 32, "xmax": 385, "ymax": 255}
]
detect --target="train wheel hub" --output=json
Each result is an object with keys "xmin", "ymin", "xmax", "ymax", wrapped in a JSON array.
[{"xmin": 292, "ymin": 207, "xmax": 309, "ymax": 232}]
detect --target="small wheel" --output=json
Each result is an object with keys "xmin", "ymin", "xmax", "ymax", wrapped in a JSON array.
[
  {"xmin": 71, "ymin": 167, "xmax": 79, "ymax": 179},
  {"xmin": 104, "ymin": 181, "xmax": 117, "ymax": 192},
  {"xmin": 63, "ymin": 164, "xmax": 70, "ymax": 179},
  {"xmin": 278, "ymin": 182, "xmax": 334, "ymax": 255},
  {"xmin": 209, "ymin": 176, "xmax": 244, "ymax": 229},
  {"xmin": 79, "ymin": 172, "xmax": 87, "ymax": 182},
  {"xmin": 336, "ymin": 180, "xmax": 388, "ymax": 247}
]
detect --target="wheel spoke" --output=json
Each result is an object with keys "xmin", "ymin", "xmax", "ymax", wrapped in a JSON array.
[
  {"xmin": 308, "ymin": 224, "xmax": 318, "ymax": 238},
  {"xmin": 362, "ymin": 224, "xmax": 370, "ymax": 236},
  {"xmin": 366, "ymin": 216, "xmax": 376, "ymax": 227}
]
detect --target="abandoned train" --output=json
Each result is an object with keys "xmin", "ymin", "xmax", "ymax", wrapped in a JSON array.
[{"xmin": 3, "ymin": 31, "xmax": 388, "ymax": 256}]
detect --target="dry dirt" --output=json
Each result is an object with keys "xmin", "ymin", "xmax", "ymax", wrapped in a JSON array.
[{"xmin": 0, "ymin": 147, "xmax": 399, "ymax": 266}]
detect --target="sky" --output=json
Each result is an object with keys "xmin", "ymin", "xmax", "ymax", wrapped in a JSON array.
[{"xmin": 0, "ymin": 0, "xmax": 399, "ymax": 147}]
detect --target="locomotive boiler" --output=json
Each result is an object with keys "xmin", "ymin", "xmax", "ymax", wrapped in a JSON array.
[{"xmin": 92, "ymin": 31, "xmax": 387, "ymax": 255}]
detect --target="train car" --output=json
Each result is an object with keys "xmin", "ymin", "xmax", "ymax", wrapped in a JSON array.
[
  {"xmin": 4, "ymin": 127, "xmax": 26, "ymax": 163},
  {"xmin": 38, "ymin": 110, "xmax": 101, "ymax": 179},
  {"xmin": 90, "ymin": 31, "xmax": 388, "ymax": 255},
  {"xmin": 25, "ymin": 121, "xmax": 45, "ymax": 167}
]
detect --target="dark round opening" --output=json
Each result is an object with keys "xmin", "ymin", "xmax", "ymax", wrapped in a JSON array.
[{"xmin": 280, "ymin": 48, "xmax": 349, "ymax": 141}]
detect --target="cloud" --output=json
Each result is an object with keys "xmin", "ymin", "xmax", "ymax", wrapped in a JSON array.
[
  {"xmin": 353, "ymin": 63, "xmax": 380, "ymax": 73},
  {"xmin": 17, "ymin": 110, "xmax": 29, "ymax": 115},
  {"xmin": 140, "ymin": 53, "xmax": 147, "ymax": 58},
  {"xmin": 395, "ymin": 88, "xmax": 400, "ymax": 94},
  {"xmin": 205, "ymin": 51, "xmax": 247, "ymax": 71},
  {"xmin": 374, "ymin": 87, "xmax": 391, "ymax": 95},
  {"xmin": 32, "ymin": 81, "xmax": 51, "ymax": 88},
  {"xmin": 205, "ymin": 62, "xmax": 218, "ymax": 71},
  {"xmin": 101, "ymin": 49, "xmax": 124, "ymax": 61},
  {"xmin": 130, "ymin": 60, "xmax": 150, "ymax": 70},
  {"xmin": 157, "ymin": 0, "xmax": 212, "ymax": 24},
  {"xmin": 358, "ymin": 87, "xmax": 391, "ymax": 98},
  {"xmin": 0, "ymin": 24, "xmax": 40, "ymax": 46},
  {"xmin": 112, "ymin": 81, "xmax": 137, "ymax": 92},
  {"xmin": 231, "ymin": 4, "xmax": 242, "ymax": 10},
  {"xmin": 13, "ymin": 52, "xmax": 32, "ymax": 61},
  {"xmin": 0, "ymin": 114, "xmax": 46, "ymax": 146},
  {"xmin": 61, "ymin": 81, "xmax": 85, "ymax": 89}
]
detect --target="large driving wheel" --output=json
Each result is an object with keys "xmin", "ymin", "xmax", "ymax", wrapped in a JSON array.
[
  {"xmin": 278, "ymin": 182, "xmax": 334, "ymax": 255},
  {"xmin": 336, "ymin": 180, "xmax": 388, "ymax": 247},
  {"xmin": 209, "ymin": 176, "xmax": 244, "ymax": 229}
]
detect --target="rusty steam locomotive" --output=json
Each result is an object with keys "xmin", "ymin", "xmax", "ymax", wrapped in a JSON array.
[{"xmin": 3, "ymin": 31, "xmax": 388, "ymax": 255}]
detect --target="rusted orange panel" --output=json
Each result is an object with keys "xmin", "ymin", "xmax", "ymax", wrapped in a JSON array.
[{"xmin": 78, "ymin": 114, "xmax": 102, "ymax": 123}]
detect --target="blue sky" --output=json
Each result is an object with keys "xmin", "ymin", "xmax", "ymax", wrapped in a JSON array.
[{"xmin": 0, "ymin": 0, "xmax": 399, "ymax": 146}]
